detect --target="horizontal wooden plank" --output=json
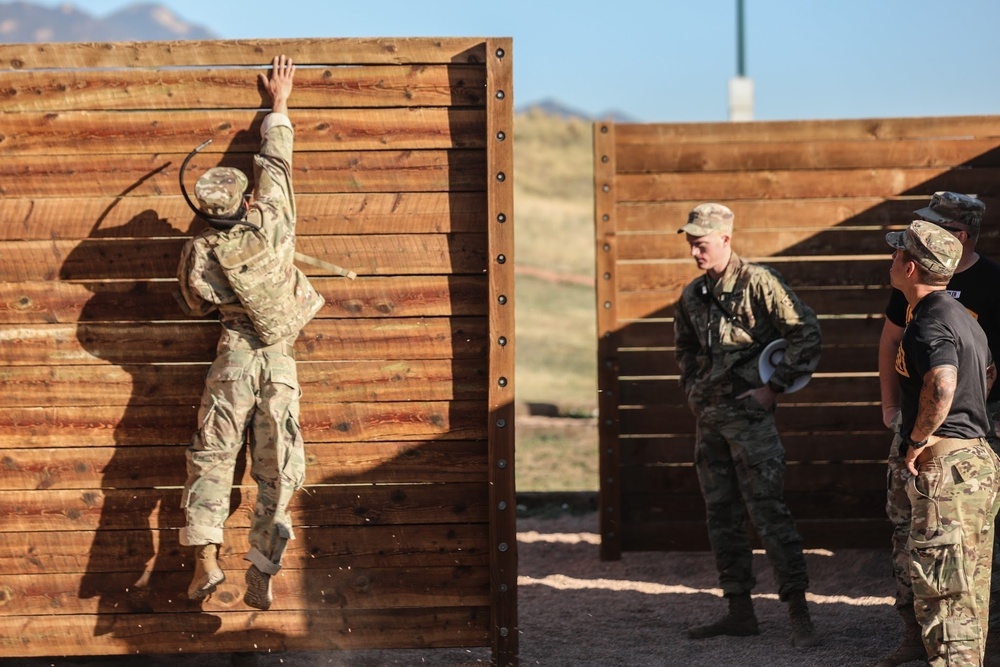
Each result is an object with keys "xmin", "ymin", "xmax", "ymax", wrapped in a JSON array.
[
  {"xmin": 616, "ymin": 403, "xmax": 883, "ymax": 435},
  {"xmin": 0, "ymin": 318, "xmax": 488, "ymax": 366},
  {"xmin": 0, "ymin": 441, "xmax": 487, "ymax": 490},
  {"xmin": 0, "ymin": 192, "xmax": 488, "ymax": 240},
  {"xmin": 0, "ymin": 607, "xmax": 489, "ymax": 657},
  {"xmin": 616, "ymin": 316, "xmax": 885, "ymax": 347},
  {"xmin": 618, "ymin": 376, "xmax": 880, "ymax": 408},
  {"xmin": 615, "ymin": 167, "xmax": 1000, "ymax": 203},
  {"xmin": 0, "ymin": 400, "xmax": 488, "ymax": 447},
  {"xmin": 617, "ymin": 257, "xmax": 892, "ymax": 292},
  {"xmin": 2, "ymin": 234, "xmax": 487, "ymax": 281},
  {"xmin": 0, "ymin": 64, "xmax": 487, "ymax": 112},
  {"xmin": 0, "ymin": 37, "xmax": 490, "ymax": 69},
  {"xmin": 619, "ymin": 518, "xmax": 891, "ymax": 551},
  {"xmin": 611, "ymin": 115, "xmax": 1000, "ymax": 145},
  {"xmin": 616, "ymin": 285, "xmax": 893, "ymax": 321},
  {"xmin": 0, "ymin": 108, "xmax": 486, "ymax": 155},
  {"xmin": 0, "ymin": 524, "xmax": 490, "ymax": 576},
  {"xmin": 617, "ymin": 226, "xmax": 949, "ymax": 261},
  {"xmin": 0, "ymin": 482, "xmax": 490, "ymax": 532},
  {"xmin": 0, "ymin": 276, "xmax": 488, "ymax": 324},
  {"xmin": 614, "ymin": 138, "xmax": 1000, "ymax": 173},
  {"xmin": 619, "ymin": 461, "xmax": 886, "ymax": 494},
  {"xmin": 3, "ymin": 565, "xmax": 490, "ymax": 616},
  {"xmin": 0, "ymin": 149, "xmax": 486, "ymax": 197},
  {"xmin": 621, "ymin": 488, "xmax": 886, "ymax": 521},
  {"xmin": 618, "ymin": 346, "xmax": 881, "ymax": 376},
  {"xmin": 619, "ymin": 431, "xmax": 892, "ymax": 465},
  {"xmin": 614, "ymin": 197, "xmax": 1000, "ymax": 233}
]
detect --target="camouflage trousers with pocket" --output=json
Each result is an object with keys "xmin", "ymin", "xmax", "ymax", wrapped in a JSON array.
[
  {"xmin": 691, "ymin": 394, "xmax": 809, "ymax": 600},
  {"xmin": 907, "ymin": 440, "xmax": 1000, "ymax": 666},
  {"xmin": 179, "ymin": 329, "xmax": 306, "ymax": 574},
  {"xmin": 888, "ymin": 403, "xmax": 1000, "ymax": 631}
]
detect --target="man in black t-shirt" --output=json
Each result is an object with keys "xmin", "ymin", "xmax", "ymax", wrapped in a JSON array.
[
  {"xmin": 876, "ymin": 192, "xmax": 1000, "ymax": 667},
  {"xmin": 884, "ymin": 220, "xmax": 1000, "ymax": 666}
]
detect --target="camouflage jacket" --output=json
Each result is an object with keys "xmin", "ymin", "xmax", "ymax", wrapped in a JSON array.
[
  {"xmin": 177, "ymin": 113, "xmax": 320, "ymax": 343},
  {"xmin": 674, "ymin": 252, "xmax": 821, "ymax": 404}
]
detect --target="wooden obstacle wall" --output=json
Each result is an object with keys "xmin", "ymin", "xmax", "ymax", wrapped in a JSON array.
[
  {"xmin": 594, "ymin": 115, "xmax": 1000, "ymax": 560},
  {"xmin": 0, "ymin": 37, "xmax": 517, "ymax": 665}
]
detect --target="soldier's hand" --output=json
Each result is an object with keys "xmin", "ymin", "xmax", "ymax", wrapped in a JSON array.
[
  {"xmin": 738, "ymin": 386, "xmax": 776, "ymax": 412},
  {"xmin": 260, "ymin": 54, "xmax": 295, "ymax": 110}
]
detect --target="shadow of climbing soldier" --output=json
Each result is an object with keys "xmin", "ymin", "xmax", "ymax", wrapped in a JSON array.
[{"xmin": 176, "ymin": 54, "xmax": 321, "ymax": 612}]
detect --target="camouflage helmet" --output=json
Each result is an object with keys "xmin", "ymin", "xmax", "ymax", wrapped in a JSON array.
[
  {"xmin": 678, "ymin": 203, "xmax": 734, "ymax": 237},
  {"xmin": 885, "ymin": 220, "xmax": 962, "ymax": 276},
  {"xmin": 913, "ymin": 191, "xmax": 985, "ymax": 229},
  {"xmin": 194, "ymin": 167, "xmax": 248, "ymax": 218}
]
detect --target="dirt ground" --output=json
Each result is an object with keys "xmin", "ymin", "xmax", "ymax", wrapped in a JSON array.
[{"xmin": 0, "ymin": 511, "xmax": 909, "ymax": 667}]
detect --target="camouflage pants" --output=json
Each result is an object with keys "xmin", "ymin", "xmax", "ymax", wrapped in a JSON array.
[
  {"xmin": 692, "ymin": 396, "xmax": 809, "ymax": 600},
  {"xmin": 907, "ymin": 440, "xmax": 1000, "ymax": 667},
  {"xmin": 889, "ymin": 403, "xmax": 1000, "ymax": 627},
  {"xmin": 179, "ymin": 331, "xmax": 306, "ymax": 574}
]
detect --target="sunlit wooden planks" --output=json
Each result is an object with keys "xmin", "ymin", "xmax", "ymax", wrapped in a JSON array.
[
  {"xmin": 0, "ymin": 64, "xmax": 487, "ymax": 112},
  {"xmin": 0, "ymin": 150, "xmax": 487, "ymax": 197},
  {"xmin": 0, "ymin": 37, "xmax": 490, "ymax": 70},
  {"xmin": 0, "ymin": 108, "xmax": 487, "ymax": 155},
  {"xmin": 0, "ymin": 35, "xmax": 515, "ymax": 663},
  {"xmin": 0, "ymin": 524, "xmax": 491, "ymax": 575},
  {"xmin": 0, "ymin": 441, "xmax": 488, "ymax": 489},
  {"xmin": 0, "ymin": 483, "xmax": 490, "ymax": 532},
  {"xmin": 0, "ymin": 193, "xmax": 488, "ymax": 240},
  {"xmin": 0, "ymin": 401, "xmax": 489, "ymax": 448}
]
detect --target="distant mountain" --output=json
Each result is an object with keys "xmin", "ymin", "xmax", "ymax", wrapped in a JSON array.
[
  {"xmin": 0, "ymin": 1, "xmax": 215, "ymax": 42},
  {"xmin": 517, "ymin": 97, "xmax": 635, "ymax": 123}
]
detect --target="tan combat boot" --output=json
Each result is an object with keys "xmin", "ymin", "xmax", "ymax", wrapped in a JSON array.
[
  {"xmin": 787, "ymin": 590, "xmax": 820, "ymax": 648},
  {"xmin": 876, "ymin": 607, "xmax": 925, "ymax": 666},
  {"xmin": 685, "ymin": 592, "xmax": 759, "ymax": 639},
  {"xmin": 244, "ymin": 565, "xmax": 273, "ymax": 611},
  {"xmin": 187, "ymin": 543, "xmax": 225, "ymax": 601}
]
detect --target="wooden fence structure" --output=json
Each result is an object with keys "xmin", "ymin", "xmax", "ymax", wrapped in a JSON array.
[
  {"xmin": 0, "ymin": 37, "xmax": 517, "ymax": 665},
  {"xmin": 594, "ymin": 115, "xmax": 1000, "ymax": 561}
]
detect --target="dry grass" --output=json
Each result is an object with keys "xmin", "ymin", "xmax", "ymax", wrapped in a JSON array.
[{"xmin": 511, "ymin": 110, "xmax": 600, "ymax": 492}]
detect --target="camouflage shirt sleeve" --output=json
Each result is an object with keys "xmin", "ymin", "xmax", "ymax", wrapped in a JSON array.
[
  {"xmin": 749, "ymin": 265, "xmax": 822, "ymax": 390},
  {"xmin": 674, "ymin": 283, "xmax": 702, "ymax": 394},
  {"xmin": 253, "ymin": 112, "xmax": 295, "ymax": 239}
]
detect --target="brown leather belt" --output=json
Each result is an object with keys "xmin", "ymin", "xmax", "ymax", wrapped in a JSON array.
[{"xmin": 915, "ymin": 437, "xmax": 985, "ymax": 465}]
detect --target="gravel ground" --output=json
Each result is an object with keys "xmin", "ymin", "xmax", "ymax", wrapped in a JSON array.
[{"xmin": 0, "ymin": 511, "xmax": 908, "ymax": 667}]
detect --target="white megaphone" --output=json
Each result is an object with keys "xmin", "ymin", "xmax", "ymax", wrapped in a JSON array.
[{"xmin": 758, "ymin": 339, "xmax": 812, "ymax": 394}]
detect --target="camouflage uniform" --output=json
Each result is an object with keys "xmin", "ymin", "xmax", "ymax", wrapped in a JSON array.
[
  {"xmin": 176, "ymin": 111, "xmax": 319, "ymax": 578},
  {"xmin": 887, "ymin": 220, "xmax": 1000, "ymax": 666},
  {"xmin": 675, "ymin": 249, "xmax": 822, "ymax": 601},
  {"xmin": 882, "ymin": 195, "xmax": 1000, "ymax": 641}
]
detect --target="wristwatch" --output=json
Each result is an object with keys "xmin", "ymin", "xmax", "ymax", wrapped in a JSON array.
[{"xmin": 904, "ymin": 433, "xmax": 929, "ymax": 449}]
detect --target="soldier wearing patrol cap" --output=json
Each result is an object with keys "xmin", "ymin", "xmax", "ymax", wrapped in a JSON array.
[
  {"xmin": 674, "ymin": 203, "xmax": 822, "ymax": 648},
  {"xmin": 884, "ymin": 219, "xmax": 1000, "ymax": 667},
  {"xmin": 877, "ymin": 193, "xmax": 1000, "ymax": 667},
  {"xmin": 175, "ymin": 54, "xmax": 320, "ymax": 612}
]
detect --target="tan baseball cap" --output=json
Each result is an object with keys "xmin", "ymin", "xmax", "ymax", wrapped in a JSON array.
[{"xmin": 678, "ymin": 203, "xmax": 734, "ymax": 237}]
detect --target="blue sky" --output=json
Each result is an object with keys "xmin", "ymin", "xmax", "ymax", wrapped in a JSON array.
[{"xmin": 35, "ymin": 0, "xmax": 1000, "ymax": 122}]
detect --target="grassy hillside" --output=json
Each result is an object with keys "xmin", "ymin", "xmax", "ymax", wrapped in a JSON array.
[
  {"xmin": 512, "ymin": 109, "xmax": 599, "ymax": 491},
  {"xmin": 513, "ymin": 109, "xmax": 596, "ymax": 410}
]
